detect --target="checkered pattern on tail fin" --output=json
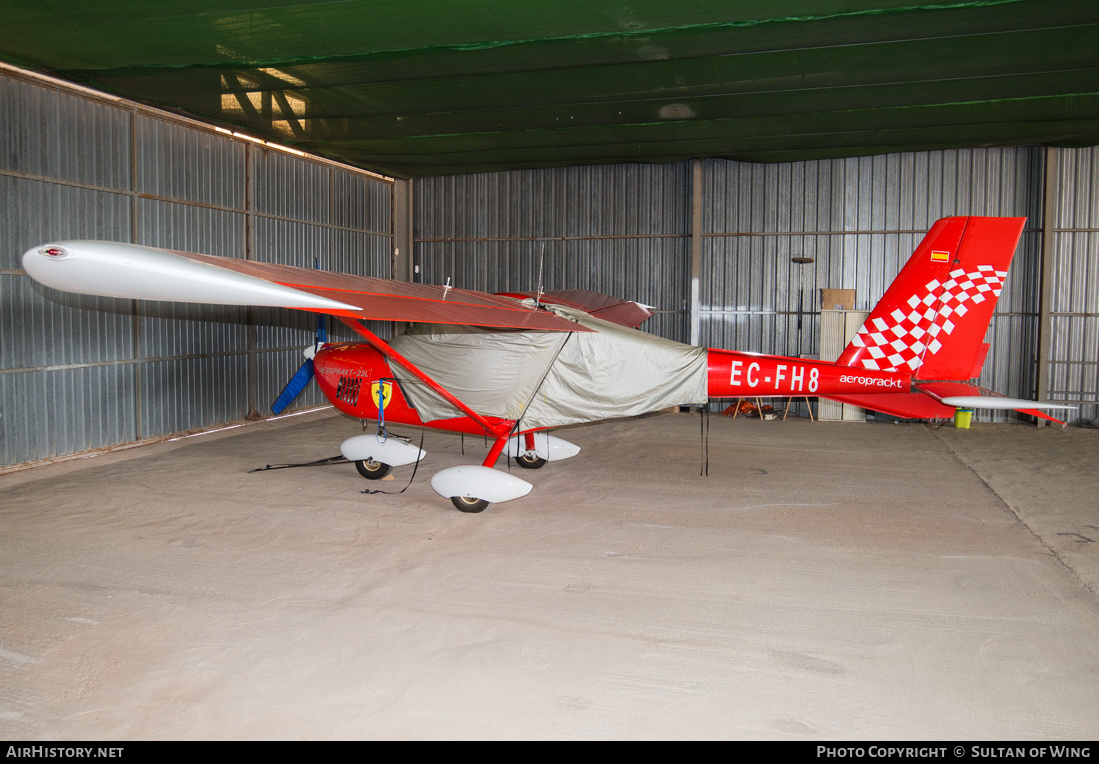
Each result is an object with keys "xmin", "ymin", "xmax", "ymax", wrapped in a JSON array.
[
  {"xmin": 836, "ymin": 217, "xmax": 1025, "ymax": 381},
  {"xmin": 847, "ymin": 266, "xmax": 1007, "ymax": 373}
]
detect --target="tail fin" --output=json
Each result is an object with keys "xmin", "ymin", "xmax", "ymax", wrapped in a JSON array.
[
  {"xmin": 828, "ymin": 216, "xmax": 1072, "ymax": 423},
  {"xmin": 836, "ymin": 216, "xmax": 1025, "ymax": 380}
]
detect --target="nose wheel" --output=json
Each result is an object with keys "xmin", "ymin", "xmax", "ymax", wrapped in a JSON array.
[{"xmin": 451, "ymin": 496, "xmax": 489, "ymax": 513}]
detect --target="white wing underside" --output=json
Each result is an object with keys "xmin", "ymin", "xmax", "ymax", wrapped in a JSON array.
[{"xmin": 23, "ymin": 241, "xmax": 360, "ymax": 311}]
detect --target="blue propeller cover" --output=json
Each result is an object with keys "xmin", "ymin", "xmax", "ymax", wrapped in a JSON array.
[{"xmin": 271, "ymin": 358, "xmax": 315, "ymax": 414}]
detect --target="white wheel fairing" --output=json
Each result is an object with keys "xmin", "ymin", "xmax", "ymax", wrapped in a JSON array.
[
  {"xmin": 340, "ymin": 434, "xmax": 425, "ymax": 467},
  {"xmin": 505, "ymin": 433, "xmax": 581, "ymax": 462},
  {"xmin": 430, "ymin": 466, "xmax": 533, "ymax": 504}
]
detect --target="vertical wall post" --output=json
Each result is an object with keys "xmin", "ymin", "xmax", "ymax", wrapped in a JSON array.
[
  {"xmin": 690, "ymin": 159, "xmax": 703, "ymax": 346},
  {"xmin": 393, "ymin": 178, "xmax": 413, "ymax": 282},
  {"xmin": 1036, "ymin": 147, "xmax": 1058, "ymax": 425},
  {"xmin": 391, "ymin": 178, "xmax": 414, "ymax": 337},
  {"xmin": 130, "ymin": 105, "xmax": 143, "ymax": 440},
  {"xmin": 244, "ymin": 142, "xmax": 260, "ymax": 419}
]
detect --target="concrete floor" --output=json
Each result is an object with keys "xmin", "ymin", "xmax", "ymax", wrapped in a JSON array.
[{"xmin": 1, "ymin": 409, "xmax": 1097, "ymax": 740}]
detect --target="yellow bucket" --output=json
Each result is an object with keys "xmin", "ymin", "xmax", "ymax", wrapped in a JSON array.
[{"xmin": 954, "ymin": 409, "xmax": 973, "ymax": 429}]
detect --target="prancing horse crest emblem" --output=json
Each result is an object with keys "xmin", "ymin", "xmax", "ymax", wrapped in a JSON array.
[{"xmin": 370, "ymin": 381, "xmax": 393, "ymax": 411}]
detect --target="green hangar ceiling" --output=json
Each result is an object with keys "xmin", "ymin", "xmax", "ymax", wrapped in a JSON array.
[{"xmin": 2, "ymin": 0, "xmax": 1098, "ymax": 177}]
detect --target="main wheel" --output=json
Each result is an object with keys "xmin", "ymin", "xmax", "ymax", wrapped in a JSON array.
[
  {"xmin": 515, "ymin": 453, "xmax": 547, "ymax": 470},
  {"xmin": 355, "ymin": 458, "xmax": 392, "ymax": 480},
  {"xmin": 451, "ymin": 496, "xmax": 490, "ymax": 513}
]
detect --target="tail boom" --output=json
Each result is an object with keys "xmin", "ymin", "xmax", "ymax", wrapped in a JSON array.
[
  {"xmin": 706, "ymin": 352, "xmax": 1071, "ymax": 424},
  {"xmin": 707, "ymin": 349, "xmax": 909, "ymax": 398}
]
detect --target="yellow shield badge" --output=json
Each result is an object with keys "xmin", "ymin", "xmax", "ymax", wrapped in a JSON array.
[{"xmin": 370, "ymin": 381, "xmax": 393, "ymax": 411}]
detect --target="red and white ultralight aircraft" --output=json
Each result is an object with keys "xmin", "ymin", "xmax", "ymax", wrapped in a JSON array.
[{"xmin": 23, "ymin": 216, "xmax": 1073, "ymax": 512}]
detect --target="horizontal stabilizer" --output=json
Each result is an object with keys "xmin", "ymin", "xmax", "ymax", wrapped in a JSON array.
[
  {"xmin": 916, "ymin": 382, "xmax": 1074, "ymax": 424},
  {"xmin": 938, "ymin": 394, "xmax": 1074, "ymax": 425},
  {"xmin": 827, "ymin": 385, "xmax": 1075, "ymax": 425},
  {"xmin": 939, "ymin": 396, "xmax": 1076, "ymax": 411},
  {"xmin": 823, "ymin": 391, "xmax": 955, "ymax": 420}
]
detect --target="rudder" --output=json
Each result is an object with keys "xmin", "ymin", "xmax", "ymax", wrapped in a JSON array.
[{"xmin": 836, "ymin": 216, "xmax": 1025, "ymax": 380}]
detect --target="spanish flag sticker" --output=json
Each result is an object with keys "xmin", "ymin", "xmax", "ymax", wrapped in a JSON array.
[{"xmin": 931, "ymin": 250, "xmax": 950, "ymax": 262}]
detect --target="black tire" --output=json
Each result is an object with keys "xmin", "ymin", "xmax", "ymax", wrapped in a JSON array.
[
  {"xmin": 515, "ymin": 453, "xmax": 547, "ymax": 469},
  {"xmin": 355, "ymin": 459, "xmax": 392, "ymax": 480},
  {"xmin": 451, "ymin": 496, "xmax": 489, "ymax": 513}
]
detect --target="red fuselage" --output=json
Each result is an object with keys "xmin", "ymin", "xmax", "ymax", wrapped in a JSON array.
[
  {"xmin": 313, "ymin": 343, "xmax": 514, "ymax": 436},
  {"xmin": 706, "ymin": 349, "xmax": 910, "ymax": 398},
  {"xmin": 313, "ymin": 342, "xmax": 911, "ymax": 434}
]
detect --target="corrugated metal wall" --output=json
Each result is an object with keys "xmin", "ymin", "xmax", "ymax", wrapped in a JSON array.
[
  {"xmin": 1048, "ymin": 147, "xmax": 1099, "ymax": 423},
  {"xmin": 1, "ymin": 71, "xmax": 392, "ymax": 468},
  {"xmin": 414, "ymin": 165, "xmax": 692, "ymax": 343},
  {"xmin": 415, "ymin": 148, "xmax": 1095, "ymax": 424}
]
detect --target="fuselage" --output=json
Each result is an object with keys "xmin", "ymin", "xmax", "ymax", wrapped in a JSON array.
[
  {"xmin": 313, "ymin": 342, "xmax": 514, "ymax": 435},
  {"xmin": 313, "ymin": 342, "xmax": 911, "ymax": 433},
  {"xmin": 706, "ymin": 349, "xmax": 910, "ymax": 398}
]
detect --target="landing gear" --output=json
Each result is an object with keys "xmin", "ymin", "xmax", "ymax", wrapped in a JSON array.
[
  {"xmin": 451, "ymin": 496, "xmax": 489, "ymax": 513},
  {"xmin": 355, "ymin": 458, "xmax": 392, "ymax": 480},
  {"xmin": 514, "ymin": 453, "xmax": 547, "ymax": 469},
  {"xmin": 432, "ymin": 463, "xmax": 532, "ymax": 513},
  {"xmin": 505, "ymin": 433, "xmax": 581, "ymax": 468}
]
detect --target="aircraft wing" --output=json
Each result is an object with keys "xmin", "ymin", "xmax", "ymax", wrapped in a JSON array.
[{"xmin": 22, "ymin": 241, "xmax": 587, "ymax": 332}]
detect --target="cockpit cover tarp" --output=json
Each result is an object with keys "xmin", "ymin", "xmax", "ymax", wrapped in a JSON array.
[{"xmin": 387, "ymin": 306, "xmax": 707, "ymax": 429}]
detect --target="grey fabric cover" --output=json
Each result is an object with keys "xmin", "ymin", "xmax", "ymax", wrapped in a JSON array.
[{"xmin": 386, "ymin": 306, "xmax": 708, "ymax": 429}]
